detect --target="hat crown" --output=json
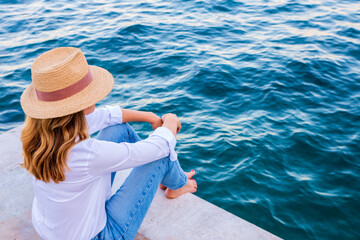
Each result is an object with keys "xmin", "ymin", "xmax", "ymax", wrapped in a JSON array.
[{"xmin": 31, "ymin": 47, "xmax": 89, "ymax": 92}]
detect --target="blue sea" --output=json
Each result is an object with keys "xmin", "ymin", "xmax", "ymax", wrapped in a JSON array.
[{"xmin": 1, "ymin": 0, "xmax": 359, "ymax": 239}]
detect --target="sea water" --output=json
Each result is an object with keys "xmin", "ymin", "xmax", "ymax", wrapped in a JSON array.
[{"xmin": 1, "ymin": 0, "xmax": 359, "ymax": 239}]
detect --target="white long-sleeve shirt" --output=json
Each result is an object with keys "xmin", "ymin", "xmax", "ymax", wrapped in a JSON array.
[{"xmin": 31, "ymin": 105, "xmax": 177, "ymax": 240}]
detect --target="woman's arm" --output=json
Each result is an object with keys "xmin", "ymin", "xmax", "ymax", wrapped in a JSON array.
[{"xmin": 122, "ymin": 109, "xmax": 163, "ymax": 130}]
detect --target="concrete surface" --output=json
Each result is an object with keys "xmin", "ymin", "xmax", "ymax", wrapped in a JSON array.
[{"xmin": 0, "ymin": 126, "xmax": 281, "ymax": 240}]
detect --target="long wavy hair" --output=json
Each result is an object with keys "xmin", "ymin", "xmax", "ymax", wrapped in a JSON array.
[{"xmin": 21, "ymin": 111, "xmax": 89, "ymax": 183}]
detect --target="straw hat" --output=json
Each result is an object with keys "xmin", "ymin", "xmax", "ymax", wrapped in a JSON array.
[{"xmin": 20, "ymin": 47, "xmax": 114, "ymax": 119}]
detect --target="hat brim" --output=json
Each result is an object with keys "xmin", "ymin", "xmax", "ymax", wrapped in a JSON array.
[{"xmin": 20, "ymin": 65, "xmax": 114, "ymax": 119}]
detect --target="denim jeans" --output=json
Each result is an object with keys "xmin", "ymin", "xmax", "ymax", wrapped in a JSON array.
[{"xmin": 91, "ymin": 123, "xmax": 188, "ymax": 240}]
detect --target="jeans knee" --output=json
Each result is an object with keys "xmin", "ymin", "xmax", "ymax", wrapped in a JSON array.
[
  {"xmin": 96, "ymin": 123, "xmax": 132, "ymax": 142},
  {"xmin": 99, "ymin": 123, "xmax": 128, "ymax": 133},
  {"xmin": 111, "ymin": 123, "xmax": 131, "ymax": 132}
]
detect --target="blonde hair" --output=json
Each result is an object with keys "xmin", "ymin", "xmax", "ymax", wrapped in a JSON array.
[{"xmin": 20, "ymin": 111, "xmax": 89, "ymax": 183}]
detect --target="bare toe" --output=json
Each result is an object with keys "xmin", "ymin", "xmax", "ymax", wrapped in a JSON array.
[
  {"xmin": 185, "ymin": 170, "xmax": 196, "ymax": 179},
  {"xmin": 189, "ymin": 179, "xmax": 197, "ymax": 193}
]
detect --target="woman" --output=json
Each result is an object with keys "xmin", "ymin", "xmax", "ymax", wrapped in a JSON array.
[{"xmin": 20, "ymin": 47, "xmax": 197, "ymax": 240}]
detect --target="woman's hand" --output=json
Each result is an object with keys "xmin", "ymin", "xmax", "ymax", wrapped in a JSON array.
[
  {"xmin": 161, "ymin": 113, "xmax": 181, "ymax": 136},
  {"xmin": 150, "ymin": 114, "xmax": 163, "ymax": 130}
]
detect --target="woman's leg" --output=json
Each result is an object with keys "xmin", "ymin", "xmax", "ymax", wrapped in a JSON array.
[{"xmin": 94, "ymin": 123, "xmax": 193, "ymax": 240}]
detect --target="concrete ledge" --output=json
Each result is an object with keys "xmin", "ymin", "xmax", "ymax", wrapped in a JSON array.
[{"xmin": 0, "ymin": 126, "xmax": 281, "ymax": 240}]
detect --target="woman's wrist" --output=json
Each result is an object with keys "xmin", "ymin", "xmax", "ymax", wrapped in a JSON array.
[
  {"xmin": 147, "ymin": 112, "xmax": 159, "ymax": 124},
  {"xmin": 149, "ymin": 112, "xmax": 163, "ymax": 130}
]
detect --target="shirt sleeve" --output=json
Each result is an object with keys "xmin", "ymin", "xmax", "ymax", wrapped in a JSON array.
[
  {"xmin": 85, "ymin": 105, "xmax": 123, "ymax": 134},
  {"xmin": 87, "ymin": 127, "xmax": 178, "ymax": 176}
]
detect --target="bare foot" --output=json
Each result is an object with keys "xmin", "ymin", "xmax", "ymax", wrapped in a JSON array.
[
  {"xmin": 159, "ymin": 170, "xmax": 196, "ymax": 190},
  {"xmin": 164, "ymin": 179, "xmax": 197, "ymax": 199}
]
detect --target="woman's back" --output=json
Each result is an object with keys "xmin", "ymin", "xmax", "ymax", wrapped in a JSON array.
[{"xmin": 32, "ymin": 109, "xmax": 113, "ymax": 240}]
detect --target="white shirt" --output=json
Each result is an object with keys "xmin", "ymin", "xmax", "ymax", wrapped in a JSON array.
[{"xmin": 31, "ymin": 105, "xmax": 177, "ymax": 240}]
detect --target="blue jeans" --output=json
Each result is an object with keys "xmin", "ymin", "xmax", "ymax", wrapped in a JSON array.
[{"xmin": 91, "ymin": 123, "xmax": 188, "ymax": 240}]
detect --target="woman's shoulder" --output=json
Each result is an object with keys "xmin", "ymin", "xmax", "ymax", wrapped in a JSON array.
[{"xmin": 72, "ymin": 137, "xmax": 94, "ymax": 153}]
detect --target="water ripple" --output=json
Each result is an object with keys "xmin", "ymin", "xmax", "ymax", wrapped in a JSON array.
[{"xmin": 1, "ymin": 0, "xmax": 360, "ymax": 239}]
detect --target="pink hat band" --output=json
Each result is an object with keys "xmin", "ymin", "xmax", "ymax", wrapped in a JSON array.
[{"xmin": 35, "ymin": 70, "xmax": 93, "ymax": 102}]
